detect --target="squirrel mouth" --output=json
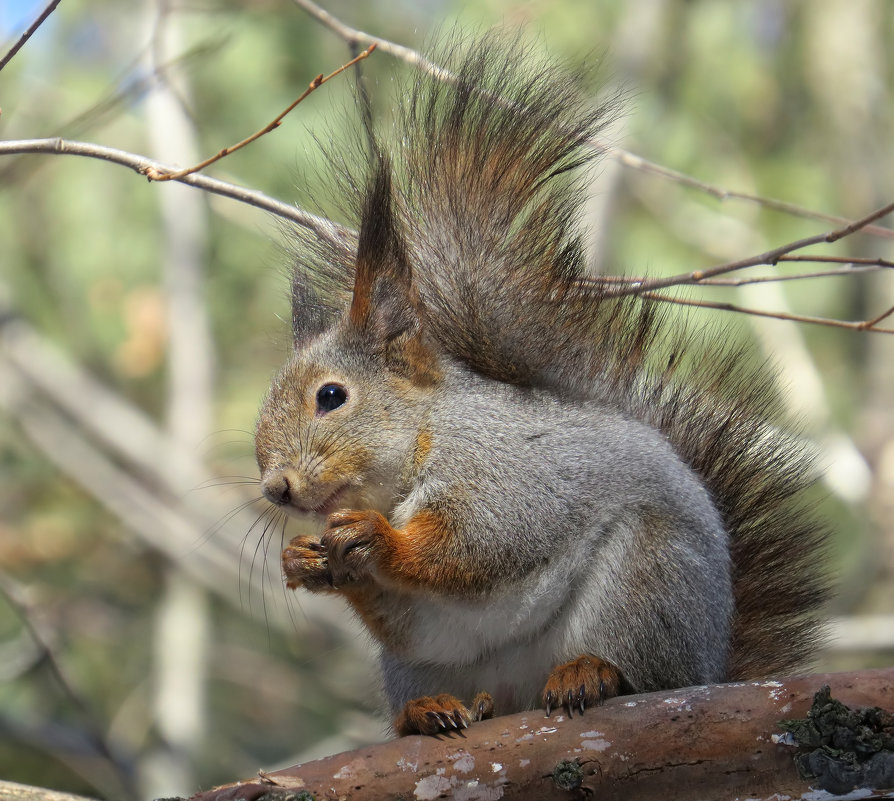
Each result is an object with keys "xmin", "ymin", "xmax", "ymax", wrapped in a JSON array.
[{"xmin": 292, "ymin": 485, "xmax": 347, "ymax": 517}]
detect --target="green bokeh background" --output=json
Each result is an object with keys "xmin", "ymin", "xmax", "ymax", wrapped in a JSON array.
[{"xmin": 1, "ymin": 1, "xmax": 892, "ymax": 798}]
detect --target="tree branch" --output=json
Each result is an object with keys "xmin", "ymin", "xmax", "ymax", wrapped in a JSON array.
[
  {"xmin": 0, "ymin": 138, "xmax": 351, "ymax": 250},
  {"xmin": 0, "ymin": 0, "xmax": 63, "ymax": 74},
  {"xmin": 185, "ymin": 668, "xmax": 894, "ymax": 801},
  {"xmin": 289, "ymin": 0, "xmax": 452, "ymax": 80},
  {"xmin": 144, "ymin": 44, "xmax": 376, "ymax": 181},
  {"xmin": 639, "ymin": 292, "xmax": 894, "ymax": 333},
  {"xmin": 600, "ymin": 199, "xmax": 894, "ymax": 296},
  {"xmin": 2, "ymin": 136, "xmax": 891, "ymax": 332}
]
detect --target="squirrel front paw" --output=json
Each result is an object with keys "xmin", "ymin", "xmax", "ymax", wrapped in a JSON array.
[
  {"xmin": 394, "ymin": 692, "xmax": 494, "ymax": 736},
  {"xmin": 542, "ymin": 655, "xmax": 624, "ymax": 717},
  {"xmin": 321, "ymin": 509, "xmax": 390, "ymax": 587},
  {"xmin": 282, "ymin": 534, "xmax": 332, "ymax": 592}
]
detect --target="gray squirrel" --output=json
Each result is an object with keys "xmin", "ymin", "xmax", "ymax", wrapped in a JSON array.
[{"xmin": 254, "ymin": 34, "xmax": 827, "ymax": 736}]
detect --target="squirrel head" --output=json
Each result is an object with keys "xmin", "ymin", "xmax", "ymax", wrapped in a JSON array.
[{"xmin": 256, "ymin": 157, "xmax": 441, "ymax": 518}]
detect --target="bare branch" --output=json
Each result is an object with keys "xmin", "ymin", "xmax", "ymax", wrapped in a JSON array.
[
  {"xmin": 0, "ymin": 138, "xmax": 352, "ymax": 249},
  {"xmin": 607, "ymin": 148, "xmax": 894, "ymax": 240},
  {"xmin": 640, "ymin": 292, "xmax": 894, "ymax": 334},
  {"xmin": 689, "ymin": 266, "xmax": 882, "ymax": 286},
  {"xmin": 655, "ymin": 266, "xmax": 885, "ymax": 287},
  {"xmin": 604, "ymin": 199, "xmax": 894, "ymax": 296},
  {"xmin": 583, "ymin": 260, "xmax": 891, "ymax": 288},
  {"xmin": 0, "ymin": 0, "xmax": 63, "ymax": 74},
  {"xmin": 776, "ymin": 254, "xmax": 894, "ymax": 267},
  {"xmin": 3, "ymin": 138, "xmax": 888, "ymax": 333},
  {"xmin": 289, "ymin": 0, "xmax": 452, "ymax": 80},
  {"xmin": 145, "ymin": 44, "xmax": 376, "ymax": 181}
]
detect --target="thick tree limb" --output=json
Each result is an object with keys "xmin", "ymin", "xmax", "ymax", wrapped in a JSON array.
[{"xmin": 191, "ymin": 668, "xmax": 894, "ymax": 801}]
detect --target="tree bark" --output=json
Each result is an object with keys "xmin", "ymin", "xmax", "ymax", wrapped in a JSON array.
[{"xmin": 189, "ymin": 668, "xmax": 894, "ymax": 801}]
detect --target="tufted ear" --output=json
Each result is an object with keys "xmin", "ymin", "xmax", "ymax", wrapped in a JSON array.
[{"xmin": 349, "ymin": 156, "xmax": 421, "ymax": 343}]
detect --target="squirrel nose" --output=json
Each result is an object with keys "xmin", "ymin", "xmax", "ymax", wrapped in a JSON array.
[{"xmin": 261, "ymin": 469, "xmax": 299, "ymax": 506}]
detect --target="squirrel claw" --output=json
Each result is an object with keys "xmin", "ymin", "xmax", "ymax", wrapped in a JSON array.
[
  {"xmin": 426, "ymin": 710, "xmax": 453, "ymax": 730},
  {"xmin": 472, "ymin": 691, "xmax": 494, "ymax": 722},
  {"xmin": 321, "ymin": 508, "xmax": 390, "ymax": 585},
  {"xmin": 395, "ymin": 694, "xmax": 478, "ymax": 736},
  {"xmin": 541, "ymin": 655, "xmax": 624, "ymax": 718},
  {"xmin": 281, "ymin": 534, "xmax": 332, "ymax": 592}
]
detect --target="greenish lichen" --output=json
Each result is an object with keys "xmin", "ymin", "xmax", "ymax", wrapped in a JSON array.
[
  {"xmin": 256, "ymin": 791, "xmax": 315, "ymax": 801},
  {"xmin": 552, "ymin": 759, "xmax": 584, "ymax": 791}
]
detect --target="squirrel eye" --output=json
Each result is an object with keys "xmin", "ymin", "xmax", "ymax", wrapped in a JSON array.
[{"xmin": 316, "ymin": 383, "xmax": 348, "ymax": 414}]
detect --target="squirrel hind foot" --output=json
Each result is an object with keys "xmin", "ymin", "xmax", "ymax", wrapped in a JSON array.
[
  {"xmin": 542, "ymin": 655, "xmax": 625, "ymax": 717},
  {"xmin": 394, "ymin": 691, "xmax": 495, "ymax": 737}
]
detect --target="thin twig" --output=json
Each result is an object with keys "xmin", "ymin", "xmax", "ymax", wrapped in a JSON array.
[
  {"xmin": 603, "ymin": 199, "xmax": 894, "ymax": 296},
  {"xmin": 145, "ymin": 44, "xmax": 376, "ymax": 181},
  {"xmin": 0, "ymin": 38, "xmax": 225, "ymax": 184},
  {"xmin": 580, "ymin": 263, "xmax": 887, "ymax": 288},
  {"xmin": 289, "ymin": 0, "xmax": 451, "ymax": 80},
  {"xmin": 777, "ymin": 255, "xmax": 894, "ymax": 267},
  {"xmin": 640, "ymin": 292, "xmax": 894, "ymax": 334},
  {"xmin": 863, "ymin": 304, "xmax": 894, "ymax": 329},
  {"xmin": 678, "ymin": 266, "xmax": 882, "ymax": 287},
  {"xmin": 0, "ymin": 0, "xmax": 63, "ymax": 73},
  {"xmin": 607, "ymin": 148, "xmax": 894, "ymax": 240}
]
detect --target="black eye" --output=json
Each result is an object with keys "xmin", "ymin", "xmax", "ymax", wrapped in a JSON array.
[{"xmin": 316, "ymin": 383, "xmax": 348, "ymax": 414}]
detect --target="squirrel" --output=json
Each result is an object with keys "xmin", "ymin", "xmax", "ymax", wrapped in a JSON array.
[{"xmin": 254, "ymin": 34, "xmax": 828, "ymax": 737}]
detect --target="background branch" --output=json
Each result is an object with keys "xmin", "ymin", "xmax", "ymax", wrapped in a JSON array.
[
  {"xmin": 144, "ymin": 44, "xmax": 376, "ymax": 181},
  {"xmin": 0, "ymin": 0, "xmax": 62, "ymax": 74}
]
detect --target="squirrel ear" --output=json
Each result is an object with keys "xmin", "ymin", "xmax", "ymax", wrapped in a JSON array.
[{"xmin": 349, "ymin": 156, "xmax": 420, "ymax": 342}]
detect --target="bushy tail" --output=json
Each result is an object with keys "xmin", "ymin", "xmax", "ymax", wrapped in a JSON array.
[{"xmin": 288, "ymin": 32, "xmax": 829, "ymax": 678}]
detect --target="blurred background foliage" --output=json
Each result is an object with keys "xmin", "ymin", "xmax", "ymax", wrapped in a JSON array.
[{"xmin": 0, "ymin": 0, "xmax": 892, "ymax": 798}]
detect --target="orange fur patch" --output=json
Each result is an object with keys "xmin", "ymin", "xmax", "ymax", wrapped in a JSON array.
[
  {"xmin": 397, "ymin": 334, "xmax": 442, "ymax": 386},
  {"xmin": 377, "ymin": 509, "xmax": 485, "ymax": 595},
  {"xmin": 341, "ymin": 585, "xmax": 397, "ymax": 645},
  {"xmin": 348, "ymin": 271, "xmax": 372, "ymax": 327},
  {"xmin": 413, "ymin": 428, "xmax": 432, "ymax": 471}
]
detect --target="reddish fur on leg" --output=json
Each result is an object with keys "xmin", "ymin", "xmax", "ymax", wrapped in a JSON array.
[
  {"xmin": 542, "ymin": 655, "xmax": 624, "ymax": 717},
  {"xmin": 321, "ymin": 507, "xmax": 488, "ymax": 595}
]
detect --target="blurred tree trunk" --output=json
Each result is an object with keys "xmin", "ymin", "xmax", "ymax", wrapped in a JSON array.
[
  {"xmin": 804, "ymin": 0, "xmax": 894, "ymax": 617},
  {"xmin": 141, "ymin": 0, "xmax": 213, "ymax": 796}
]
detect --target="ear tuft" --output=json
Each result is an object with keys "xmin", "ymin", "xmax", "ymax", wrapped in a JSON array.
[{"xmin": 349, "ymin": 156, "xmax": 418, "ymax": 341}]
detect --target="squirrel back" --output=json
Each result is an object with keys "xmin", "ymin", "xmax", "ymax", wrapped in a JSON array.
[{"xmin": 259, "ymin": 33, "xmax": 828, "ymax": 733}]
